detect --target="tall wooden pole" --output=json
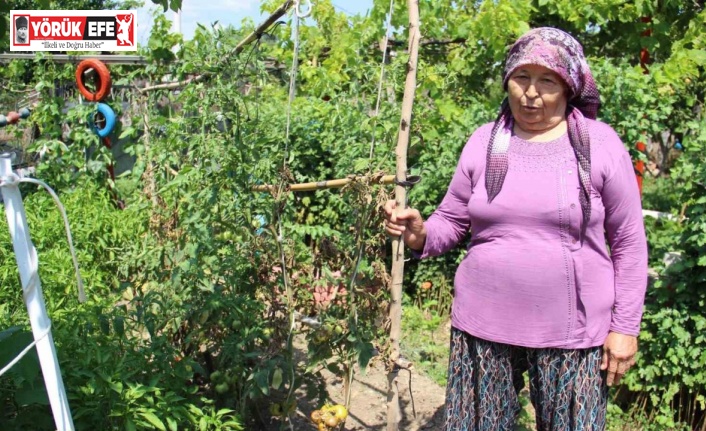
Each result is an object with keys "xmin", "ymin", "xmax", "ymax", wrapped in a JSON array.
[{"xmin": 386, "ymin": 1, "xmax": 420, "ymax": 430}]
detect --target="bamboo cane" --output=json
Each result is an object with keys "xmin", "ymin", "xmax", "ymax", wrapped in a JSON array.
[
  {"xmin": 140, "ymin": 0, "xmax": 295, "ymax": 93},
  {"xmin": 252, "ymin": 174, "xmax": 395, "ymax": 193},
  {"xmin": 386, "ymin": 1, "xmax": 420, "ymax": 430}
]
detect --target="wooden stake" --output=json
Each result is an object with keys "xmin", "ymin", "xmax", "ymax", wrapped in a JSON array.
[
  {"xmin": 386, "ymin": 1, "xmax": 420, "ymax": 430},
  {"xmin": 140, "ymin": 0, "xmax": 295, "ymax": 93},
  {"xmin": 252, "ymin": 174, "xmax": 395, "ymax": 193}
]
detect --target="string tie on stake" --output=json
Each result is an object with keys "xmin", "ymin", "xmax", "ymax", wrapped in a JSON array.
[
  {"xmin": 394, "ymin": 175, "xmax": 421, "ymax": 190},
  {"xmin": 294, "ymin": 0, "xmax": 312, "ymax": 18}
]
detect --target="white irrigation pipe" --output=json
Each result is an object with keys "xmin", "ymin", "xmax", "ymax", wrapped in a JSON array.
[{"xmin": 0, "ymin": 154, "xmax": 76, "ymax": 431}]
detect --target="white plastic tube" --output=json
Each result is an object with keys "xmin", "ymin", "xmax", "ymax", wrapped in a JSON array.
[{"xmin": 0, "ymin": 154, "xmax": 75, "ymax": 431}]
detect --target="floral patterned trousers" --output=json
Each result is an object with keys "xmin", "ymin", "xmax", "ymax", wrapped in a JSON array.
[{"xmin": 444, "ymin": 328, "xmax": 607, "ymax": 431}]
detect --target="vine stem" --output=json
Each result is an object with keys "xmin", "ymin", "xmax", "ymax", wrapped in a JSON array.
[
  {"xmin": 386, "ymin": 1, "xmax": 421, "ymax": 430},
  {"xmin": 369, "ymin": 0, "xmax": 396, "ymax": 160},
  {"xmin": 140, "ymin": 0, "xmax": 295, "ymax": 93}
]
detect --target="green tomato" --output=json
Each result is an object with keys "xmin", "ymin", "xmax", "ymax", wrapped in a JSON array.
[
  {"xmin": 210, "ymin": 371, "xmax": 224, "ymax": 383},
  {"xmin": 269, "ymin": 403, "xmax": 282, "ymax": 417},
  {"xmin": 215, "ymin": 382, "xmax": 230, "ymax": 394}
]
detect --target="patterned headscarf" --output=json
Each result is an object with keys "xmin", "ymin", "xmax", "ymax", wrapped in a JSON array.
[{"xmin": 485, "ymin": 27, "xmax": 600, "ymax": 238}]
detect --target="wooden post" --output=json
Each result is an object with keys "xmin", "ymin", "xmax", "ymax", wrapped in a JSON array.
[{"xmin": 386, "ymin": 1, "xmax": 420, "ymax": 430}]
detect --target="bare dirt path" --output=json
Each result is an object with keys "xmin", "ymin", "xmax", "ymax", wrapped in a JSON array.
[
  {"xmin": 262, "ymin": 339, "xmax": 447, "ymax": 431},
  {"xmin": 261, "ymin": 330, "xmax": 535, "ymax": 431},
  {"xmin": 313, "ymin": 359, "xmax": 446, "ymax": 430}
]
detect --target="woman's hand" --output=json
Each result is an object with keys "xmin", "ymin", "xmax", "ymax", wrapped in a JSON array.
[
  {"xmin": 383, "ymin": 199, "xmax": 427, "ymax": 251},
  {"xmin": 601, "ymin": 332, "xmax": 638, "ymax": 386}
]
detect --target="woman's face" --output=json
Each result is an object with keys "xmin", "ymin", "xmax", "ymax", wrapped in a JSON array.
[{"xmin": 507, "ymin": 64, "xmax": 568, "ymax": 134}]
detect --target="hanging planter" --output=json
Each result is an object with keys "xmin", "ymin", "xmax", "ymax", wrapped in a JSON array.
[
  {"xmin": 87, "ymin": 103, "xmax": 116, "ymax": 138},
  {"xmin": 6, "ymin": 111, "xmax": 20, "ymax": 125},
  {"xmin": 75, "ymin": 59, "xmax": 112, "ymax": 102},
  {"xmin": 0, "ymin": 109, "xmax": 30, "ymax": 128}
]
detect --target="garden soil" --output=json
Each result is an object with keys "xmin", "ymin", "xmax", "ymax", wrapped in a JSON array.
[
  {"xmin": 261, "ymin": 328, "xmax": 535, "ymax": 430},
  {"xmin": 264, "ymin": 332, "xmax": 445, "ymax": 431},
  {"xmin": 263, "ymin": 346, "xmax": 447, "ymax": 430},
  {"xmin": 310, "ymin": 358, "xmax": 447, "ymax": 430}
]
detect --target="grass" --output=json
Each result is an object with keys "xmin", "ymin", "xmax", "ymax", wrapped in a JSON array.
[{"xmin": 400, "ymin": 300, "xmax": 450, "ymax": 387}]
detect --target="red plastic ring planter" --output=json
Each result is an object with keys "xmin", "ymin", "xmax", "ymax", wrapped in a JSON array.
[
  {"xmin": 75, "ymin": 59, "xmax": 112, "ymax": 102},
  {"xmin": 6, "ymin": 111, "xmax": 20, "ymax": 124}
]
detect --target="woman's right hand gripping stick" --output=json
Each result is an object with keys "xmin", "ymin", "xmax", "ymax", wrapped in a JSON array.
[{"xmin": 383, "ymin": 199, "xmax": 427, "ymax": 252}]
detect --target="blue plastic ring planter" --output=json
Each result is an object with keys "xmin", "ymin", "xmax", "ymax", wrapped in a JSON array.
[{"xmin": 88, "ymin": 103, "xmax": 116, "ymax": 138}]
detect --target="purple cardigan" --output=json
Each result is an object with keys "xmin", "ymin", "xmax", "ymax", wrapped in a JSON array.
[{"xmin": 419, "ymin": 120, "xmax": 648, "ymax": 349}]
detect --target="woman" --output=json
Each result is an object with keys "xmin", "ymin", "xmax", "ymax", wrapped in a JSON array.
[{"xmin": 384, "ymin": 27, "xmax": 647, "ymax": 430}]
